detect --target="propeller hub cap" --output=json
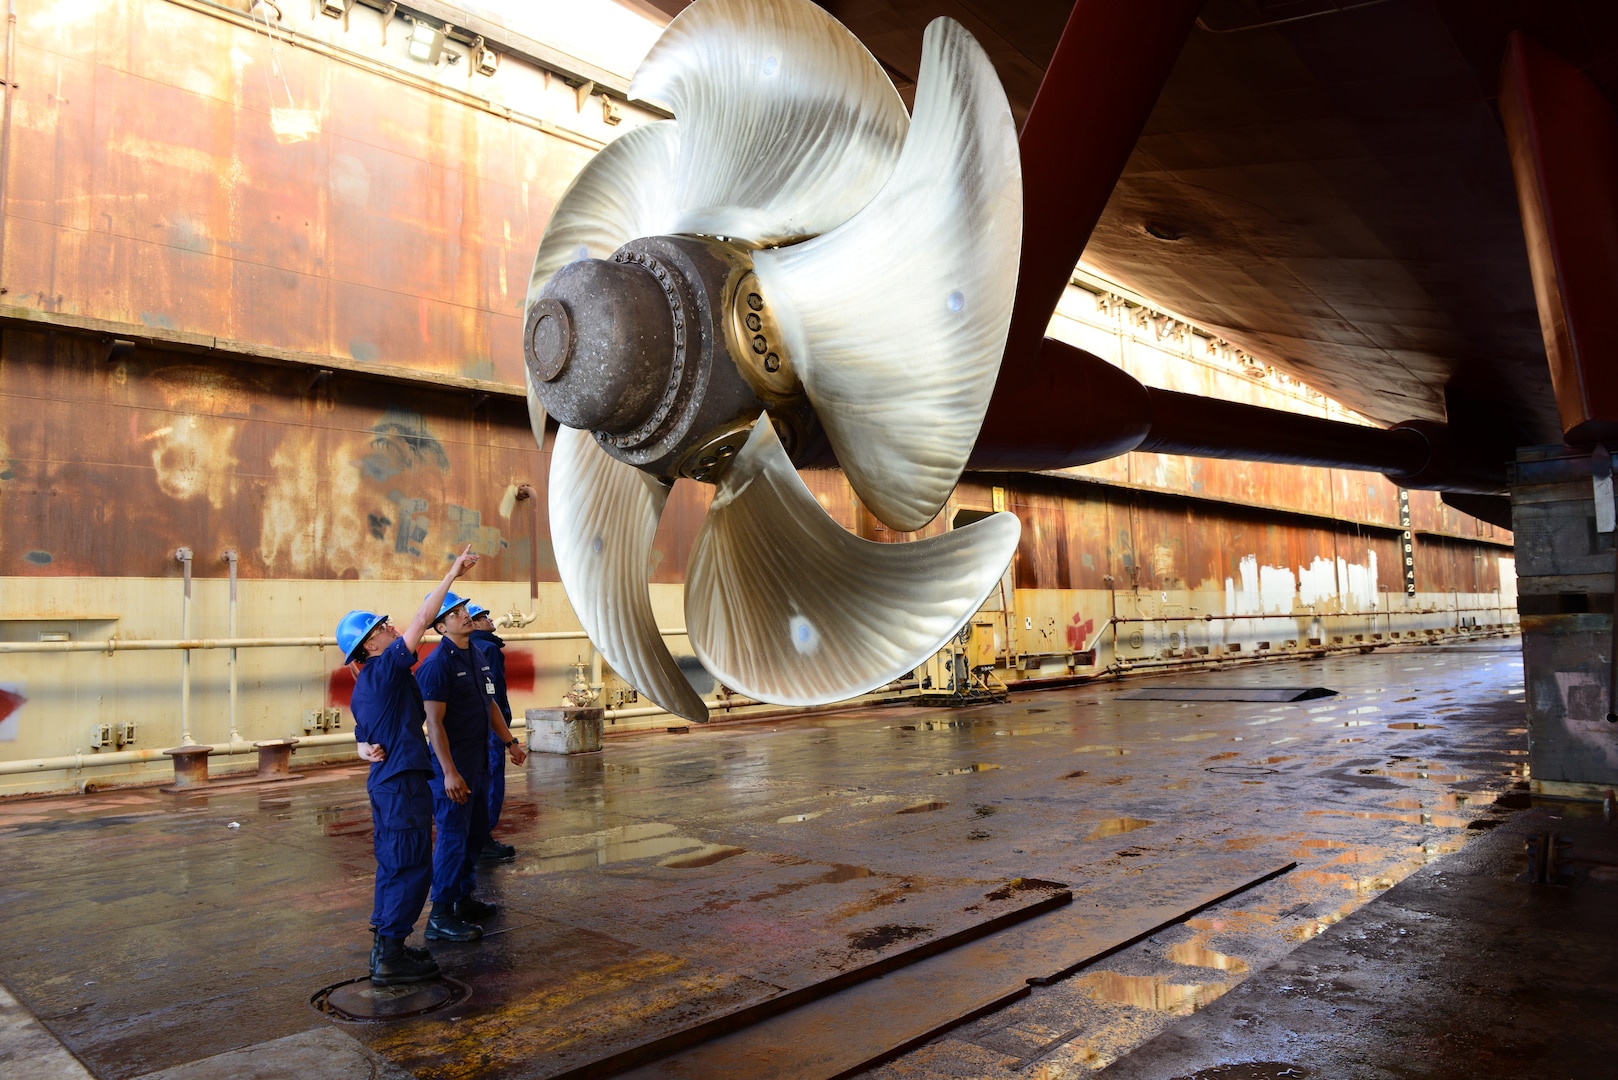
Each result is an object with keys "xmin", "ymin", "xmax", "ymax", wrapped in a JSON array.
[
  {"xmin": 527, "ymin": 299, "xmax": 573, "ymax": 383},
  {"xmin": 526, "ymin": 258, "xmax": 675, "ymax": 434}
]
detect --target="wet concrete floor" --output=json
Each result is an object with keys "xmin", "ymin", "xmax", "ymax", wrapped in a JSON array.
[{"xmin": 0, "ymin": 639, "xmax": 1581, "ymax": 1079}]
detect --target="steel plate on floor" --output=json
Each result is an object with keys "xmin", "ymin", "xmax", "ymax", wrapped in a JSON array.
[{"xmin": 1116, "ymin": 686, "xmax": 1338, "ymax": 702}]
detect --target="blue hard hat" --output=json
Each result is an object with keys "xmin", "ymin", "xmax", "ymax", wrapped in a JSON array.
[
  {"xmin": 467, "ymin": 603, "xmax": 489, "ymax": 619},
  {"xmin": 336, "ymin": 610, "xmax": 387, "ymax": 663},
  {"xmin": 430, "ymin": 590, "xmax": 470, "ymax": 626}
]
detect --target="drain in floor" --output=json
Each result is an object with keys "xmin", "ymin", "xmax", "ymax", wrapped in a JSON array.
[{"xmin": 311, "ymin": 975, "xmax": 471, "ymax": 1021}]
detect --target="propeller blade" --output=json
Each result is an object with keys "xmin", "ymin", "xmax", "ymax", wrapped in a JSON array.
[
  {"xmin": 686, "ymin": 416, "xmax": 1020, "ymax": 707},
  {"xmin": 524, "ymin": 365, "xmax": 548, "ymax": 451},
  {"xmin": 629, "ymin": 0, "xmax": 908, "ymax": 245},
  {"xmin": 525, "ymin": 120, "xmax": 680, "ymax": 308},
  {"xmin": 753, "ymin": 18, "xmax": 1022, "ymax": 532},
  {"xmin": 549, "ymin": 425, "xmax": 710, "ymax": 723}
]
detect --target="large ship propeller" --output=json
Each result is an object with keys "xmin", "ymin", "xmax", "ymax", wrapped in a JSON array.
[{"xmin": 525, "ymin": 0, "xmax": 1022, "ymax": 722}]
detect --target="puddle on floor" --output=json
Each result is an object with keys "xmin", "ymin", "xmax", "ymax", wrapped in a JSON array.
[
  {"xmin": 1287, "ymin": 902, "xmax": 1353, "ymax": 942},
  {"xmin": 1186, "ymin": 909, "xmax": 1280, "ymax": 937},
  {"xmin": 1317, "ymin": 849, "xmax": 1382, "ymax": 867},
  {"xmin": 1387, "ymin": 722, "xmax": 1443, "ymax": 730},
  {"xmin": 896, "ymin": 719, "xmax": 991, "ymax": 732},
  {"xmin": 939, "ymin": 763, "xmax": 1002, "ymax": 776},
  {"xmin": 1070, "ymin": 745, "xmax": 1131, "ymax": 755},
  {"xmin": 778, "ymin": 811, "xmax": 825, "ymax": 823},
  {"xmin": 1086, "ymin": 817, "xmax": 1155, "ymax": 840},
  {"xmin": 517, "ymin": 827, "xmax": 715, "ymax": 874},
  {"xmin": 1166, "ymin": 942, "xmax": 1249, "ymax": 973},
  {"xmin": 843, "ymin": 794, "xmax": 903, "ymax": 807},
  {"xmin": 660, "ymin": 844, "xmax": 748, "ymax": 869},
  {"xmin": 1075, "ymin": 971, "xmax": 1231, "ymax": 1016},
  {"xmin": 1172, "ymin": 732, "xmax": 1222, "ymax": 742},
  {"xmin": 1358, "ymin": 767, "xmax": 1468, "ymax": 783},
  {"xmin": 1416, "ymin": 840, "xmax": 1463, "ymax": 861},
  {"xmin": 1306, "ymin": 808, "xmax": 1468, "ymax": 828},
  {"xmin": 1387, "ymin": 792, "xmax": 1494, "ymax": 810}
]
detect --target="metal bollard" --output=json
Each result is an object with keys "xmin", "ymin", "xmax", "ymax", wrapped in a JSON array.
[
  {"xmin": 253, "ymin": 738, "xmax": 300, "ymax": 778},
  {"xmin": 161, "ymin": 745, "xmax": 215, "ymax": 790}
]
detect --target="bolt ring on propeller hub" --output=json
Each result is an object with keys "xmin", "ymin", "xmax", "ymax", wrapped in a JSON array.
[{"xmin": 600, "ymin": 248, "xmax": 690, "ymax": 452}]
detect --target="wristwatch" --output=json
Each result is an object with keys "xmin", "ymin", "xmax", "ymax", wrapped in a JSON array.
[{"xmin": 505, "ymin": 737, "xmax": 519, "ymax": 747}]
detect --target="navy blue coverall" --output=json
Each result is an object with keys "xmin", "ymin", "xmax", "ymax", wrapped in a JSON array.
[
  {"xmin": 350, "ymin": 636, "xmax": 434, "ymax": 939},
  {"xmin": 471, "ymin": 628, "xmax": 513, "ymax": 833},
  {"xmin": 416, "ymin": 638, "xmax": 496, "ymax": 904}
]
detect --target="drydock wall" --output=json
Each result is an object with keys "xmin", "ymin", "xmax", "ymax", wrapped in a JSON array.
[{"xmin": 0, "ymin": 0, "xmax": 1516, "ymax": 794}]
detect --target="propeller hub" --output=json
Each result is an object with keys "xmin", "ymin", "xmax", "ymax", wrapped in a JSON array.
[{"xmin": 527, "ymin": 234, "xmax": 821, "ymax": 480}]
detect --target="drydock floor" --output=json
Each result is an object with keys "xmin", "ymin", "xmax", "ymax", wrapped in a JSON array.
[{"xmin": 3, "ymin": 639, "xmax": 1615, "ymax": 1080}]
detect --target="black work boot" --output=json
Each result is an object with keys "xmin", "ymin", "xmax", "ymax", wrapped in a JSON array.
[
  {"xmin": 424, "ymin": 901, "xmax": 483, "ymax": 942},
  {"xmin": 454, "ymin": 895, "xmax": 498, "ymax": 921},
  {"xmin": 479, "ymin": 839, "xmax": 517, "ymax": 862},
  {"xmin": 370, "ymin": 934, "xmax": 440, "ymax": 985}
]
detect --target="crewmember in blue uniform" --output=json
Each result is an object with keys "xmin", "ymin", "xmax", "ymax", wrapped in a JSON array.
[
  {"xmin": 339, "ymin": 544, "xmax": 479, "ymax": 985},
  {"xmin": 416, "ymin": 591, "xmax": 525, "ymax": 941},
  {"xmin": 468, "ymin": 604, "xmax": 518, "ymax": 862}
]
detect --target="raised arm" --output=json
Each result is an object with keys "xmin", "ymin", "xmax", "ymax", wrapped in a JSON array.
[{"xmin": 402, "ymin": 545, "xmax": 478, "ymax": 654}]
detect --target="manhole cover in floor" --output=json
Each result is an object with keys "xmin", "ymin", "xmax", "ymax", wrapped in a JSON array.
[{"xmin": 311, "ymin": 975, "xmax": 470, "ymax": 1021}]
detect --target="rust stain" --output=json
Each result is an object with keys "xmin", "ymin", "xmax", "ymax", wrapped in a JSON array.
[
  {"xmin": 0, "ymin": 331, "xmax": 539, "ymax": 580},
  {"xmin": 5, "ymin": 0, "xmax": 593, "ymax": 386}
]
